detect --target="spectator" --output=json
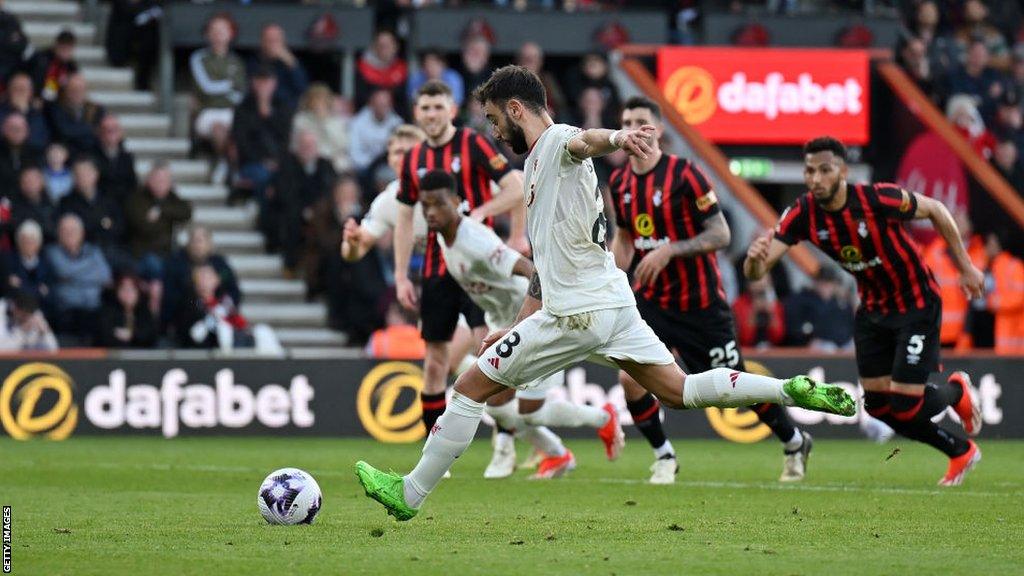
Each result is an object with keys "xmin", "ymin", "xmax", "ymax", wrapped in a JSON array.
[
  {"xmin": 308, "ymin": 176, "xmax": 385, "ymax": 343},
  {"xmin": 46, "ymin": 214, "xmax": 112, "ymax": 338},
  {"xmin": 105, "ymin": 0, "xmax": 161, "ymax": 90},
  {"xmin": 272, "ymin": 130, "xmax": 337, "ymax": 275},
  {"xmin": 292, "ymin": 83, "xmax": 351, "ymax": 173},
  {"xmin": 46, "ymin": 72, "xmax": 106, "ymax": 156},
  {"xmin": 783, "ymin": 267, "xmax": 855, "ymax": 351},
  {"xmin": 5, "ymin": 220, "xmax": 53, "ymax": 316},
  {"xmin": 232, "ymin": 65, "xmax": 293, "ymax": 218},
  {"xmin": 162, "ymin": 225, "xmax": 241, "ymax": 327},
  {"xmin": 0, "ymin": 290, "xmax": 57, "ymax": 351},
  {"xmin": 42, "ymin": 142, "xmax": 72, "ymax": 204},
  {"xmin": 965, "ymin": 232, "xmax": 1024, "ymax": 352},
  {"xmin": 516, "ymin": 41, "xmax": 568, "ymax": 119},
  {"xmin": 249, "ymin": 24, "xmax": 308, "ymax": 109},
  {"xmin": 26, "ymin": 29, "xmax": 78, "ymax": 102},
  {"xmin": 125, "ymin": 162, "xmax": 192, "ymax": 278},
  {"xmin": 59, "ymin": 157, "xmax": 125, "ymax": 253},
  {"xmin": 459, "ymin": 35, "xmax": 494, "ymax": 96},
  {"xmin": 355, "ymin": 29, "xmax": 408, "ymax": 111},
  {"xmin": 955, "ymin": 0, "xmax": 1011, "ymax": 71},
  {"xmin": 575, "ymin": 87, "xmax": 619, "ymax": 182},
  {"xmin": 408, "ymin": 48, "xmax": 465, "ymax": 106},
  {"xmin": 10, "ymin": 167, "xmax": 56, "ymax": 242},
  {"xmin": 946, "ymin": 39, "xmax": 1003, "ymax": 120},
  {"xmin": 0, "ymin": 72, "xmax": 50, "ymax": 149},
  {"xmin": 946, "ymin": 94, "xmax": 996, "ymax": 159},
  {"xmin": 0, "ymin": 0, "xmax": 29, "ymax": 85},
  {"xmin": 564, "ymin": 52, "xmax": 620, "ymax": 113},
  {"xmin": 190, "ymin": 14, "xmax": 246, "ymax": 184},
  {"xmin": 1002, "ymin": 44, "xmax": 1024, "ymax": 107},
  {"xmin": 367, "ymin": 302, "xmax": 425, "ymax": 360},
  {"xmin": 96, "ymin": 275, "xmax": 158, "ymax": 348},
  {"xmin": 0, "ymin": 113, "xmax": 43, "ymax": 198},
  {"xmin": 174, "ymin": 263, "xmax": 282, "ymax": 354},
  {"xmin": 92, "ymin": 114, "xmax": 138, "ymax": 204},
  {"xmin": 349, "ymin": 89, "xmax": 403, "ymax": 171},
  {"xmin": 898, "ymin": 35, "xmax": 938, "ymax": 99},
  {"xmin": 733, "ymin": 276, "xmax": 785, "ymax": 348},
  {"xmin": 993, "ymin": 138, "xmax": 1024, "ymax": 186}
]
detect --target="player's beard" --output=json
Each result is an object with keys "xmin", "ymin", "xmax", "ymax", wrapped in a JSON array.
[
  {"xmin": 812, "ymin": 180, "xmax": 841, "ymax": 207},
  {"xmin": 505, "ymin": 120, "xmax": 529, "ymax": 155}
]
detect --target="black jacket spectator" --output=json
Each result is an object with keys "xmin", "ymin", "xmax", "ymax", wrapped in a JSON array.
[
  {"xmin": 104, "ymin": 0, "xmax": 161, "ymax": 91},
  {"xmin": 59, "ymin": 187, "xmax": 124, "ymax": 250},
  {"xmin": 272, "ymin": 138, "xmax": 337, "ymax": 270},
  {"xmin": 161, "ymin": 226, "xmax": 241, "ymax": 326},
  {"xmin": 0, "ymin": 7, "xmax": 28, "ymax": 84},
  {"xmin": 26, "ymin": 45, "xmax": 78, "ymax": 102},
  {"xmin": 46, "ymin": 73, "xmax": 106, "ymax": 156},
  {"xmin": 96, "ymin": 277, "xmax": 158, "ymax": 348},
  {"xmin": 11, "ymin": 168, "xmax": 57, "ymax": 242},
  {"xmin": 125, "ymin": 182, "xmax": 192, "ymax": 258},
  {"xmin": 0, "ymin": 72, "xmax": 50, "ymax": 149},
  {"xmin": 231, "ymin": 93, "xmax": 293, "ymax": 167},
  {"xmin": 248, "ymin": 24, "xmax": 308, "ymax": 109},
  {"xmin": 0, "ymin": 116, "xmax": 43, "ymax": 198},
  {"xmin": 93, "ymin": 115, "xmax": 138, "ymax": 204}
]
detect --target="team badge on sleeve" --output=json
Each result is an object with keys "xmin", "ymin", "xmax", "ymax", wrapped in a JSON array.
[
  {"xmin": 490, "ymin": 154, "xmax": 509, "ymax": 171},
  {"xmin": 695, "ymin": 190, "xmax": 718, "ymax": 212}
]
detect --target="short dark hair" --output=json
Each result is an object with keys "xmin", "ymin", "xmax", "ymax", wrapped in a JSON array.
[
  {"xmin": 803, "ymin": 136, "xmax": 847, "ymax": 161},
  {"xmin": 11, "ymin": 290, "xmax": 39, "ymax": 314},
  {"xmin": 473, "ymin": 65, "xmax": 547, "ymax": 112},
  {"xmin": 623, "ymin": 96, "xmax": 662, "ymax": 120},
  {"xmin": 416, "ymin": 79, "xmax": 453, "ymax": 100},
  {"xmin": 420, "ymin": 170, "xmax": 456, "ymax": 194},
  {"xmin": 420, "ymin": 48, "xmax": 445, "ymax": 63},
  {"xmin": 55, "ymin": 30, "xmax": 76, "ymax": 45}
]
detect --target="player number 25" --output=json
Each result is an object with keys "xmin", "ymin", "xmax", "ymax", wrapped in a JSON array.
[{"xmin": 709, "ymin": 341, "xmax": 739, "ymax": 368}]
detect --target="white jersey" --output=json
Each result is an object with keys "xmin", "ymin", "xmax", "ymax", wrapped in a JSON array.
[
  {"xmin": 362, "ymin": 180, "xmax": 429, "ymax": 245},
  {"xmin": 437, "ymin": 217, "xmax": 528, "ymax": 330},
  {"xmin": 523, "ymin": 123, "xmax": 634, "ymax": 316}
]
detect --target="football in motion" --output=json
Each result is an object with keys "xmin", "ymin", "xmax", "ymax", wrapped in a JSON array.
[{"xmin": 257, "ymin": 468, "xmax": 322, "ymax": 525}]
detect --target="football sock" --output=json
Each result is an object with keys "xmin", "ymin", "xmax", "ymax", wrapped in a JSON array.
[
  {"xmin": 520, "ymin": 399, "xmax": 609, "ymax": 428},
  {"xmin": 682, "ymin": 368, "xmax": 787, "ymax": 408},
  {"xmin": 519, "ymin": 425, "xmax": 567, "ymax": 457},
  {"xmin": 420, "ymin": 391, "xmax": 447, "ymax": 434},
  {"xmin": 404, "ymin": 392, "xmax": 483, "ymax": 508},
  {"xmin": 626, "ymin": 393, "xmax": 674, "ymax": 457},
  {"xmin": 485, "ymin": 399, "xmax": 522, "ymax": 432},
  {"xmin": 888, "ymin": 391, "xmax": 970, "ymax": 458},
  {"xmin": 750, "ymin": 402, "xmax": 800, "ymax": 446},
  {"xmin": 923, "ymin": 381, "xmax": 963, "ymax": 415}
]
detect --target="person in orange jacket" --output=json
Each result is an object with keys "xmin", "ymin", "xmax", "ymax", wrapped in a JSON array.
[
  {"xmin": 367, "ymin": 302, "xmax": 426, "ymax": 360},
  {"xmin": 923, "ymin": 212, "xmax": 983, "ymax": 347},
  {"xmin": 980, "ymin": 232, "xmax": 1024, "ymax": 353}
]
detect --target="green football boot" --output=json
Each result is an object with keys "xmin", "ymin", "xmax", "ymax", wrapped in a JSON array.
[
  {"xmin": 355, "ymin": 461, "xmax": 418, "ymax": 521},
  {"xmin": 783, "ymin": 375, "xmax": 856, "ymax": 417}
]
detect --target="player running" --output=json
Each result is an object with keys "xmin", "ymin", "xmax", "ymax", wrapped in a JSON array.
[
  {"xmin": 393, "ymin": 80, "xmax": 528, "ymax": 435},
  {"xmin": 744, "ymin": 136, "xmax": 984, "ymax": 486},
  {"xmin": 419, "ymin": 169, "xmax": 624, "ymax": 479},
  {"xmin": 356, "ymin": 66, "xmax": 855, "ymax": 521},
  {"xmin": 608, "ymin": 97, "xmax": 808, "ymax": 484}
]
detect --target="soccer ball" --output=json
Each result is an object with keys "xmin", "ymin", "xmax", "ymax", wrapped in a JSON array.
[{"xmin": 257, "ymin": 467, "xmax": 322, "ymax": 525}]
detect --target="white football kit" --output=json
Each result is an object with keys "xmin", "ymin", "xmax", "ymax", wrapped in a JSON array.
[
  {"xmin": 477, "ymin": 124, "xmax": 673, "ymax": 389},
  {"xmin": 362, "ymin": 180, "xmax": 429, "ymax": 246},
  {"xmin": 438, "ymin": 217, "xmax": 561, "ymax": 399}
]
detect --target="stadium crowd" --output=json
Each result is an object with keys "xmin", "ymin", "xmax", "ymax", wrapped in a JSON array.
[{"xmin": 0, "ymin": 0, "xmax": 1018, "ymax": 354}]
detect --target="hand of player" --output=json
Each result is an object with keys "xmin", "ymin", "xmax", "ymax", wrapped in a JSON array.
[
  {"xmin": 960, "ymin": 264, "xmax": 985, "ymax": 299},
  {"xmin": 507, "ymin": 234, "xmax": 531, "ymax": 258},
  {"xmin": 396, "ymin": 276, "xmax": 418, "ymax": 310},
  {"xmin": 616, "ymin": 125, "xmax": 656, "ymax": 161},
  {"xmin": 746, "ymin": 233, "xmax": 772, "ymax": 264},
  {"xmin": 469, "ymin": 207, "xmax": 487, "ymax": 223},
  {"xmin": 634, "ymin": 245, "xmax": 672, "ymax": 286},
  {"xmin": 478, "ymin": 327, "xmax": 510, "ymax": 356},
  {"xmin": 340, "ymin": 218, "xmax": 360, "ymax": 258}
]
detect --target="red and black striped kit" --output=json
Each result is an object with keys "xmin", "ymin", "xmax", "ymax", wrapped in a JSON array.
[
  {"xmin": 774, "ymin": 182, "xmax": 940, "ymax": 314},
  {"xmin": 609, "ymin": 154, "xmax": 727, "ymax": 312},
  {"xmin": 397, "ymin": 127, "xmax": 511, "ymax": 278}
]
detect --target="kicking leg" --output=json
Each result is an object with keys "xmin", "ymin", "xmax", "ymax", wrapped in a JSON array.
[{"xmin": 356, "ymin": 365, "xmax": 506, "ymax": 520}]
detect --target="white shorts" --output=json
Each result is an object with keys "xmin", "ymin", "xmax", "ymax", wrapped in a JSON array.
[
  {"xmin": 478, "ymin": 305, "xmax": 674, "ymax": 391},
  {"xmin": 194, "ymin": 108, "xmax": 234, "ymax": 137}
]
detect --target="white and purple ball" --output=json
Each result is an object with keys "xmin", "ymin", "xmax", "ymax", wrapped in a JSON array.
[{"xmin": 257, "ymin": 467, "xmax": 322, "ymax": 525}]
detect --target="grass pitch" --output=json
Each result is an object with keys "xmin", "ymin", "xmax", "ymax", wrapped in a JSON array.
[{"xmin": 3, "ymin": 436, "xmax": 1023, "ymax": 575}]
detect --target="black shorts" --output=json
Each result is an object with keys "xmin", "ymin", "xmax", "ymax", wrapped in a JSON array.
[
  {"xmin": 854, "ymin": 301, "xmax": 941, "ymax": 384},
  {"xmin": 420, "ymin": 273, "xmax": 486, "ymax": 342},
  {"xmin": 635, "ymin": 296, "xmax": 745, "ymax": 373}
]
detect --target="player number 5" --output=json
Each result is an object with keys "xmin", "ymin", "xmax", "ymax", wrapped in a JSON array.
[{"xmin": 907, "ymin": 335, "xmax": 925, "ymax": 355}]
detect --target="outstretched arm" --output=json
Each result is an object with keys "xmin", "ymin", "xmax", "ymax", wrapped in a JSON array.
[
  {"xmin": 566, "ymin": 125, "xmax": 656, "ymax": 161},
  {"xmin": 743, "ymin": 233, "xmax": 791, "ymax": 281},
  {"xmin": 340, "ymin": 218, "xmax": 379, "ymax": 262},
  {"xmin": 912, "ymin": 193, "xmax": 984, "ymax": 298}
]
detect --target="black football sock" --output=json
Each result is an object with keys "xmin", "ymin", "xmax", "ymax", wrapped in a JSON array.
[
  {"xmin": 495, "ymin": 423, "xmax": 516, "ymax": 435},
  {"xmin": 626, "ymin": 393, "xmax": 673, "ymax": 457},
  {"xmin": 750, "ymin": 403, "xmax": 800, "ymax": 449},
  {"xmin": 889, "ymin": 392, "xmax": 970, "ymax": 458},
  {"xmin": 420, "ymin": 391, "xmax": 447, "ymax": 434},
  {"xmin": 922, "ymin": 381, "xmax": 963, "ymax": 416}
]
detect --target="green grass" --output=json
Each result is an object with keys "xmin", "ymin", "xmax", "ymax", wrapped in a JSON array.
[{"xmin": 3, "ymin": 437, "xmax": 1023, "ymax": 575}]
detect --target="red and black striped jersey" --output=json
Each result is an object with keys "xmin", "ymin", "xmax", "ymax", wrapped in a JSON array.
[
  {"xmin": 397, "ymin": 127, "xmax": 511, "ymax": 278},
  {"xmin": 775, "ymin": 182, "xmax": 940, "ymax": 315},
  {"xmin": 608, "ymin": 154, "xmax": 727, "ymax": 312}
]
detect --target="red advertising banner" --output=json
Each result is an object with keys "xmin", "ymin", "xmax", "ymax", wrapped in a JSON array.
[{"xmin": 657, "ymin": 47, "xmax": 870, "ymax": 145}]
